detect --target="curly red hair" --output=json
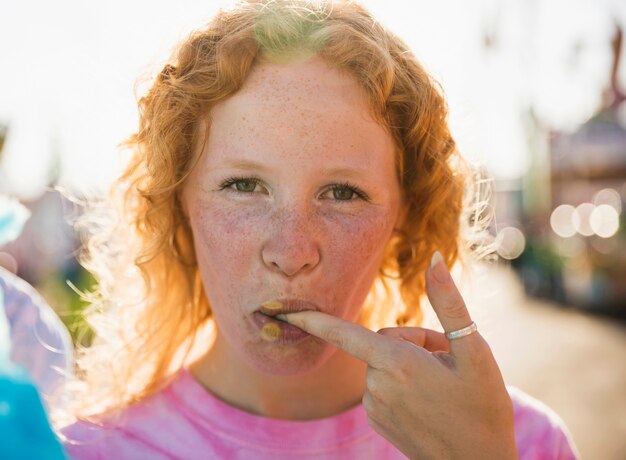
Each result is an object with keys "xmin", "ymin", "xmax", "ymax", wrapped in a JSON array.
[{"xmin": 71, "ymin": 0, "xmax": 475, "ymax": 418}]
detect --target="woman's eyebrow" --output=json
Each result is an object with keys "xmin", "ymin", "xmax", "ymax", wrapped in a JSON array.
[
  {"xmin": 213, "ymin": 159, "xmax": 273, "ymax": 172},
  {"xmin": 215, "ymin": 159, "xmax": 371, "ymax": 179}
]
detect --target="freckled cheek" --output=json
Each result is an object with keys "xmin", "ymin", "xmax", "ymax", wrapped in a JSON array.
[
  {"xmin": 187, "ymin": 202, "xmax": 272, "ymax": 324},
  {"xmin": 327, "ymin": 211, "xmax": 391, "ymax": 269},
  {"xmin": 322, "ymin": 212, "xmax": 393, "ymax": 313},
  {"xmin": 189, "ymin": 202, "xmax": 267, "ymax": 267}
]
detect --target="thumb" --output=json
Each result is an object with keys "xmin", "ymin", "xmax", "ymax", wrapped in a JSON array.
[{"xmin": 377, "ymin": 326, "xmax": 450, "ymax": 353}]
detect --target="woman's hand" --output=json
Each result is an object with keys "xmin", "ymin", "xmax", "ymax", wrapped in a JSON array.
[{"xmin": 280, "ymin": 255, "xmax": 518, "ymax": 460}]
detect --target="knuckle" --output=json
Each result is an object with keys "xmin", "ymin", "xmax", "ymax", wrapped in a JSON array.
[
  {"xmin": 387, "ymin": 346, "xmax": 416, "ymax": 382},
  {"xmin": 365, "ymin": 372, "xmax": 384, "ymax": 401},
  {"xmin": 362, "ymin": 391, "xmax": 375, "ymax": 412},
  {"xmin": 445, "ymin": 298, "xmax": 469, "ymax": 319},
  {"xmin": 384, "ymin": 354, "xmax": 407, "ymax": 378},
  {"xmin": 322, "ymin": 327, "xmax": 347, "ymax": 350}
]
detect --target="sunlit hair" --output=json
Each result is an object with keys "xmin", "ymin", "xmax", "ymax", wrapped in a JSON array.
[{"xmin": 68, "ymin": 0, "xmax": 489, "ymax": 419}]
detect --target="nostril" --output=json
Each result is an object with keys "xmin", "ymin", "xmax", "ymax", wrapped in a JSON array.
[
  {"xmin": 261, "ymin": 231, "xmax": 321, "ymax": 277},
  {"xmin": 270, "ymin": 260, "xmax": 314, "ymax": 277}
]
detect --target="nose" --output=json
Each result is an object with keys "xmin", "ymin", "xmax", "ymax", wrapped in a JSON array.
[{"xmin": 261, "ymin": 207, "xmax": 321, "ymax": 277}]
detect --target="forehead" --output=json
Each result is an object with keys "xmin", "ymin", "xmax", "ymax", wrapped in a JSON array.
[
  {"xmin": 203, "ymin": 57, "xmax": 395, "ymax": 168},
  {"xmin": 235, "ymin": 56, "xmax": 368, "ymax": 110}
]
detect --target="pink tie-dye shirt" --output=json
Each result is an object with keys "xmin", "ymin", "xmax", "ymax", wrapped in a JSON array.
[{"xmin": 62, "ymin": 368, "xmax": 579, "ymax": 459}]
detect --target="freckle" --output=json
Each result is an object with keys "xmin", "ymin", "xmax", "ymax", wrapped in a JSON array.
[{"xmin": 261, "ymin": 323, "xmax": 281, "ymax": 342}]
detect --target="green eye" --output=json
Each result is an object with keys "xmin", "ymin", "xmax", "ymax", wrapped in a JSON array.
[
  {"xmin": 327, "ymin": 182, "xmax": 370, "ymax": 201},
  {"xmin": 332, "ymin": 187, "xmax": 355, "ymax": 200},
  {"xmin": 235, "ymin": 180, "xmax": 257, "ymax": 192}
]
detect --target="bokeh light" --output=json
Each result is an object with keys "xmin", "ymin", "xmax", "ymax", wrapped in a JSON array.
[
  {"xmin": 572, "ymin": 203, "xmax": 596, "ymax": 237},
  {"xmin": 590, "ymin": 204, "xmax": 620, "ymax": 238},
  {"xmin": 550, "ymin": 204, "xmax": 576, "ymax": 237},
  {"xmin": 496, "ymin": 226, "xmax": 526, "ymax": 260},
  {"xmin": 593, "ymin": 188, "xmax": 622, "ymax": 214}
]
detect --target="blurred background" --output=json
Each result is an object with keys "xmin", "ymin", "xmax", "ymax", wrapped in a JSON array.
[{"xmin": 0, "ymin": 0, "xmax": 624, "ymax": 458}]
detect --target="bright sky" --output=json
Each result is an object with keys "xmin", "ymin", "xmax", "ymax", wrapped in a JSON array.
[{"xmin": 0, "ymin": 0, "xmax": 624, "ymax": 198}]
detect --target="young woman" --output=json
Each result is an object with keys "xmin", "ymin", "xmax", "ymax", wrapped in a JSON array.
[{"xmin": 61, "ymin": 1, "xmax": 578, "ymax": 458}]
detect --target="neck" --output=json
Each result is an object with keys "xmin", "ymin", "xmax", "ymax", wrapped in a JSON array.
[{"xmin": 189, "ymin": 334, "xmax": 367, "ymax": 420}]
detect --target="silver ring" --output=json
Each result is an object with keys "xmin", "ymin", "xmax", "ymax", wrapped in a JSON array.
[{"xmin": 446, "ymin": 322, "xmax": 477, "ymax": 340}]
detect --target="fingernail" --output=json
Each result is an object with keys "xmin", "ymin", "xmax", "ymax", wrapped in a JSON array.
[
  {"xmin": 276, "ymin": 314, "xmax": 289, "ymax": 323},
  {"xmin": 430, "ymin": 250, "xmax": 443, "ymax": 268},
  {"xmin": 429, "ymin": 251, "xmax": 450, "ymax": 283}
]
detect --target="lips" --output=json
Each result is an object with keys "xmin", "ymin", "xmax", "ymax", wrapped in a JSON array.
[
  {"xmin": 252, "ymin": 298, "xmax": 318, "ymax": 344},
  {"xmin": 258, "ymin": 299, "xmax": 321, "ymax": 317}
]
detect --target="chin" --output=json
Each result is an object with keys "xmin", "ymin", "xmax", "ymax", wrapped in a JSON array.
[{"xmin": 240, "ymin": 337, "xmax": 337, "ymax": 377}]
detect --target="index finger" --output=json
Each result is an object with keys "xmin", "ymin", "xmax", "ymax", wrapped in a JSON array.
[{"xmin": 278, "ymin": 311, "xmax": 395, "ymax": 368}]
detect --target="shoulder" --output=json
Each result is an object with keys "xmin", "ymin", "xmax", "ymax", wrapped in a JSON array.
[
  {"xmin": 507, "ymin": 386, "xmax": 579, "ymax": 459},
  {"xmin": 61, "ymin": 410, "xmax": 174, "ymax": 460},
  {"xmin": 61, "ymin": 418, "xmax": 165, "ymax": 460}
]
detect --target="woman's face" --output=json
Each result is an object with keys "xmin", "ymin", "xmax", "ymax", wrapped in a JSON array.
[{"xmin": 182, "ymin": 56, "xmax": 405, "ymax": 376}]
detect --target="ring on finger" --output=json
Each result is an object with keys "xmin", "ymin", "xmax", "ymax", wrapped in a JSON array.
[{"xmin": 446, "ymin": 321, "xmax": 477, "ymax": 340}]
